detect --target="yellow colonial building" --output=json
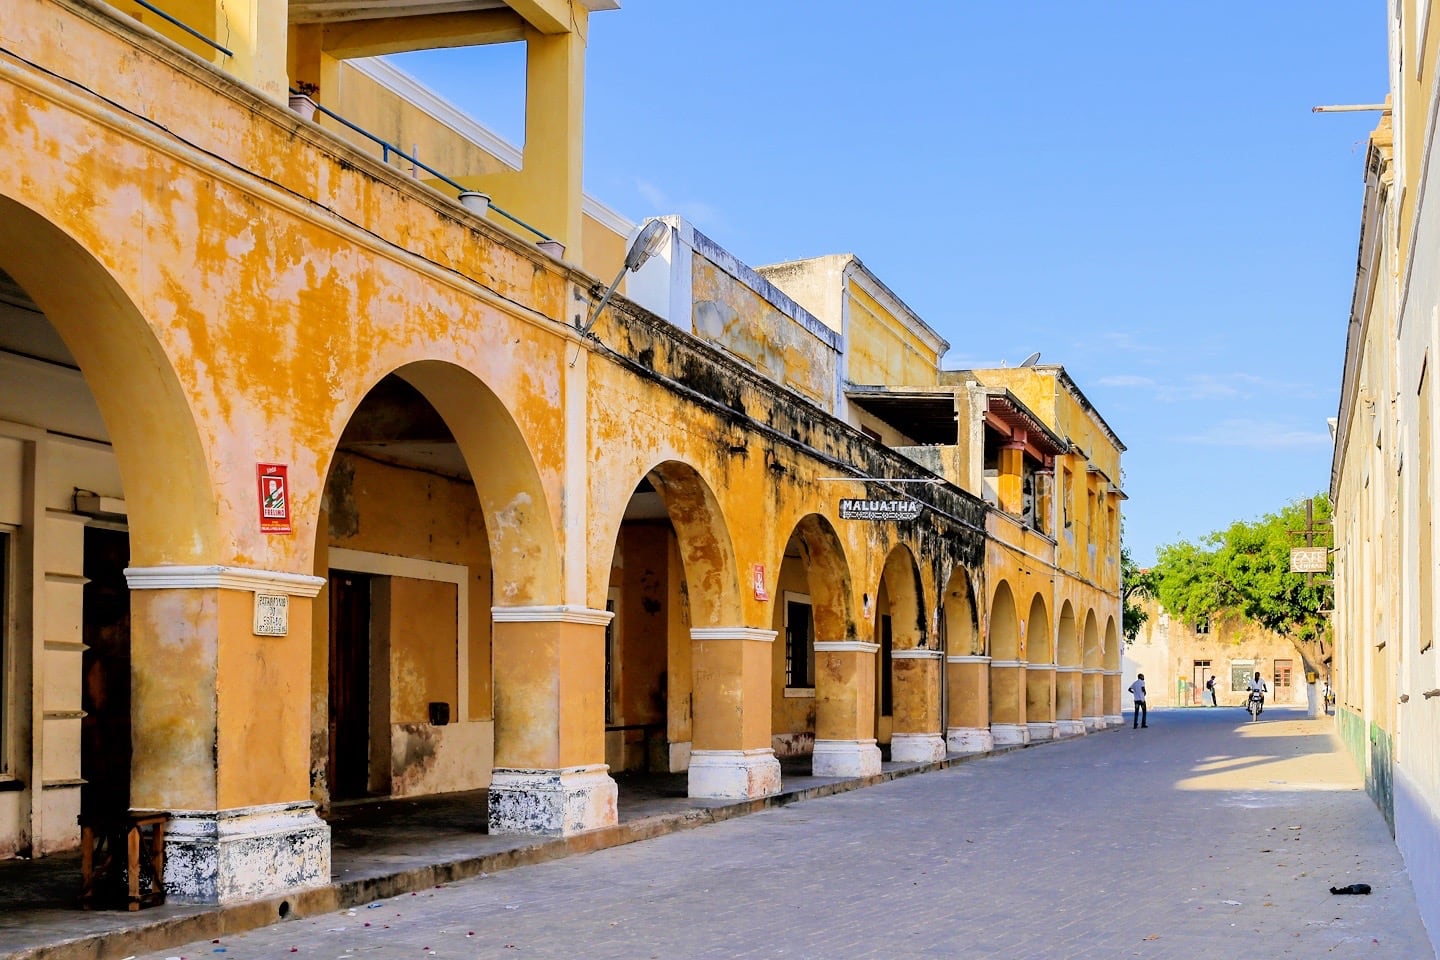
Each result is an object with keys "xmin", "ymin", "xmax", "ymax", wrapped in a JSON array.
[
  {"xmin": 1331, "ymin": 2, "xmax": 1440, "ymax": 950},
  {"xmin": 0, "ymin": 0, "xmax": 1124, "ymax": 905}
]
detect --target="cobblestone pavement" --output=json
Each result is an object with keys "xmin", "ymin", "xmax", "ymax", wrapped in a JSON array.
[{"xmin": 135, "ymin": 708, "xmax": 1435, "ymax": 960}]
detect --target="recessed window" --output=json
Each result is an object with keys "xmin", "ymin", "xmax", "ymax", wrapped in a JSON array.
[{"xmin": 784, "ymin": 593, "xmax": 814, "ymax": 690}]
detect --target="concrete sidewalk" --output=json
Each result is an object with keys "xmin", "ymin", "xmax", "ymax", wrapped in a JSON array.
[{"xmin": 0, "ymin": 746, "xmax": 1033, "ymax": 960}]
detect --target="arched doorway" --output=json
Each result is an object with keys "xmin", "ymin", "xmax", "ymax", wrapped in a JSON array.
[
  {"xmin": 1024, "ymin": 593, "xmax": 1055, "ymax": 741},
  {"xmin": 766, "ymin": 515, "xmax": 868, "ymax": 777},
  {"xmin": 876, "ymin": 546, "xmax": 942, "ymax": 763},
  {"xmin": 940, "ymin": 567, "xmax": 989, "ymax": 753},
  {"xmin": 1055, "ymin": 601, "xmax": 1084, "ymax": 737},
  {"xmin": 1103, "ymin": 616, "xmax": 1122, "ymax": 725},
  {"xmin": 315, "ymin": 361, "xmax": 573, "ymax": 833},
  {"xmin": 599, "ymin": 460, "xmax": 766, "ymax": 800},
  {"xmin": 988, "ymin": 580, "xmax": 1027, "ymax": 745},
  {"xmin": 1082, "ymin": 610, "xmax": 1103, "ymax": 731}
]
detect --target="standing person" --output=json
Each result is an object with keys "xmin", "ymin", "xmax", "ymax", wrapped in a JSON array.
[
  {"xmin": 1129, "ymin": 673, "xmax": 1148, "ymax": 729},
  {"xmin": 1205, "ymin": 674, "xmax": 1218, "ymax": 707}
]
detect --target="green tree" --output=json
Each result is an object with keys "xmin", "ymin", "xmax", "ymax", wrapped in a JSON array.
[
  {"xmin": 1121, "ymin": 542, "xmax": 1156, "ymax": 643},
  {"xmin": 1152, "ymin": 494, "xmax": 1332, "ymax": 669}
]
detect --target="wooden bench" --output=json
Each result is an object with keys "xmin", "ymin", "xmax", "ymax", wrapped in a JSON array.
[{"xmin": 78, "ymin": 811, "xmax": 168, "ymax": 910}]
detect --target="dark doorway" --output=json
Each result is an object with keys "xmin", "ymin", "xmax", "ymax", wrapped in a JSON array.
[
  {"xmin": 328, "ymin": 570, "xmax": 372, "ymax": 801},
  {"xmin": 879, "ymin": 614, "xmax": 893, "ymax": 717},
  {"xmin": 81, "ymin": 527, "xmax": 131, "ymax": 819}
]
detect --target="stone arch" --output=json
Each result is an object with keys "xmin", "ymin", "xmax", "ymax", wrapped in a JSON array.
[
  {"xmin": 780, "ymin": 513, "xmax": 856, "ymax": 643},
  {"xmin": 877, "ymin": 544, "xmax": 926, "ymax": 649},
  {"xmin": 1056, "ymin": 601, "xmax": 1080, "ymax": 668},
  {"xmin": 1082, "ymin": 609, "xmax": 1102, "ymax": 669},
  {"xmin": 0, "ymin": 194, "xmax": 215, "ymax": 563},
  {"xmin": 632, "ymin": 459, "xmax": 743, "ymax": 627},
  {"xmin": 320, "ymin": 360, "xmax": 563, "ymax": 605},
  {"xmin": 1025, "ymin": 593, "xmax": 1053, "ymax": 665},
  {"xmin": 1103, "ymin": 616, "xmax": 1121, "ymax": 671},
  {"xmin": 940, "ymin": 566, "xmax": 980, "ymax": 657},
  {"xmin": 989, "ymin": 581, "xmax": 1020, "ymax": 660}
]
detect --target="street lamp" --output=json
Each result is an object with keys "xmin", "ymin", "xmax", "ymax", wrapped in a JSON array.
[{"xmin": 577, "ymin": 218, "xmax": 669, "ymax": 337}]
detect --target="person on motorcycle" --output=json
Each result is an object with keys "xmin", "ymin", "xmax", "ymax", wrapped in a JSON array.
[{"xmin": 1246, "ymin": 671, "xmax": 1268, "ymax": 715}]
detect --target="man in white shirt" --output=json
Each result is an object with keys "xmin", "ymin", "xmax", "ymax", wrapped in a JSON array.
[
  {"xmin": 1247, "ymin": 671, "xmax": 1268, "ymax": 715},
  {"xmin": 1128, "ymin": 674, "xmax": 1148, "ymax": 729}
]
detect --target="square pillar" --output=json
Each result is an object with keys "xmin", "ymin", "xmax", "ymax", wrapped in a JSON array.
[
  {"xmin": 989, "ymin": 660, "xmax": 1029, "ymax": 745},
  {"xmin": 490, "ymin": 606, "xmax": 616, "ymax": 835},
  {"xmin": 1025, "ymin": 664, "xmax": 1057, "ymax": 742},
  {"xmin": 1103, "ymin": 670, "xmax": 1124, "ymax": 726},
  {"xmin": 125, "ymin": 565, "xmax": 329, "ymax": 904},
  {"xmin": 689, "ymin": 627, "xmax": 781, "ymax": 799},
  {"xmin": 812, "ymin": 641, "xmax": 881, "ymax": 778},
  {"xmin": 1055, "ymin": 666, "xmax": 1086, "ymax": 737},
  {"xmin": 1082, "ymin": 668, "xmax": 1104, "ymax": 731},
  {"xmin": 946, "ymin": 655, "xmax": 993, "ymax": 754},
  {"xmin": 891, "ymin": 649, "xmax": 945, "ymax": 763}
]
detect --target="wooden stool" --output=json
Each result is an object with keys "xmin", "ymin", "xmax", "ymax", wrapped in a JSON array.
[{"xmin": 79, "ymin": 811, "xmax": 168, "ymax": 910}]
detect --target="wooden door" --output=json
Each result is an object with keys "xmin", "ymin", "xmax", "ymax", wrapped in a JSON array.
[
  {"xmin": 81, "ymin": 527, "xmax": 131, "ymax": 819},
  {"xmin": 328, "ymin": 570, "xmax": 372, "ymax": 801}
]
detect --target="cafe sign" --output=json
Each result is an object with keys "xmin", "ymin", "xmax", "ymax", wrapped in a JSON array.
[
  {"xmin": 1290, "ymin": 547, "xmax": 1328, "ymax": 574},
  {"xmin": 839, "ymin": 498, "xmax": 923, "ymax": 521}
]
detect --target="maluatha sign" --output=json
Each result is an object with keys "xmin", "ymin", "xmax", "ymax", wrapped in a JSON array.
[{"xmin": 839, "ymin": 498, "xmax": 924, "ymax": 521}]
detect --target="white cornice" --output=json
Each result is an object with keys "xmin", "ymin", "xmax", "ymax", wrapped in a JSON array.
[
  {"xmin": 989, "ymin": 660, "xmax": 1028, "ymax": 669},
  {"xmin": 814, "ymin": 641, "xmax": 880, "ymax": 653},
  {"xmin": 946, "ymin": 654, "xmax": 991, "ymax": 664},
  {"xmin": 1054, "ymin": 665, "xmax": 1083, "ymax": 673},
  {"xmin": 491, "ymin": 605, "xmax": 613, "ymax": 625},
  {"xmin": 891, "ymin": 648, "xmax": 943, "ymax": 659},
  {"xmin": 690, "ymin": 627, "xmax": 777, "ymax": 643},
  {"xmin": 124, "ymin": 565, "xmax": 326, "ymax": 597}
]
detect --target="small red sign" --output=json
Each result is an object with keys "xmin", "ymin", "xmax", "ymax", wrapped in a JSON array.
[
  {"xmin": 752, "ymin": 563, "xmax": 769, "ymax": 602},
  {"xmin": 257, "ymin": 463, "xmax": 291, "ymax": 534}
]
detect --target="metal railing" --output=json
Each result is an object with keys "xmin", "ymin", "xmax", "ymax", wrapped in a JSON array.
[
  {"xmin": 131, "ymin": 0, "xmax": 233, "ymax": 57},
  {"xmin": 296, "ymin": 93, "xmax": 555, "ymax": 243}
]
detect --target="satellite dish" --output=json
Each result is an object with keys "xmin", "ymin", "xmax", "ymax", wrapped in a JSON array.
[{"xmin": 1020, "ymin": 351, "xmax": 1041, "ymax": 367}]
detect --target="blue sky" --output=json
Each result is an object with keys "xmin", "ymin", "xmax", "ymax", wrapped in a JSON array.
[{"xmin": 392, "ymin": 1, "xmax": 1386, "ymax": 566}]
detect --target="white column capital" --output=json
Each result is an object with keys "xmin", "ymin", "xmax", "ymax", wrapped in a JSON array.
[
  {"xmin": 892, "ymin": 648, "xmax": 944, "ymax": 660},
  {"xmin": 124, "ymin": 565, "xmax": 326, "ymax": 597},
  {"xmin": 814, "ymin": 640, "xmax": 880, "ymax": 653},
  {"xmin": 691, "ymin": 627, "xmax": 777, "ymax": 643},
  {"xmin": 990, "ymin": 660, "xmax": 1028, "ymax": 669},
  {"xmin": 947, "ymin": 654, "xmax": 991, "ymax": 665},
  {"xmin": 491, "ymin": 605, "xmax": 613, "ymax": 625}
]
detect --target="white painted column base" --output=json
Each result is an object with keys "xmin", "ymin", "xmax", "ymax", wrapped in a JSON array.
[
  {"xmin": 163, "ymin": 801, "xmax": 330, "ymax": 904},
  {"xmin": 1083, "ymin": 716, "xmax": 1104, "ymax": 732},
  {"xmin": 889, "ymin": 732, "xmax": 947, "ymax": 763},
  {"xmin": 1055, "ymin": 719, "xmax": 1087, "ymax": 738},
  {"xmin": 1104, "ymin": 714, "xmax": 1124, "ymax": 727},
  {"xmin": 1026, "ymin": 722, "xmax": 1057, "ymax": 742},
  {"xmin": 688, "ymin": 748, "xmax": 782, "ymax": 799},
  {"xmin": 812, "ymin": 739, "xmax": 882, "ymax": 778},
  {"xmin": 990, "ymin": 722, "xmax": 1031, "ymax": 746},
  {"xmin": 488, "ymin": 765, "xmax": 617, "ymax": 836},
  {"xmin": 947, "ymin": 726, "xmax": 994, "ymax": 754}
]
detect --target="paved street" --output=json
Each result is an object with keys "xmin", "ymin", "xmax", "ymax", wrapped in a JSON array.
[{"xmin": 136, "ymin": 708, "xmax": 1434, "ymax": 960}]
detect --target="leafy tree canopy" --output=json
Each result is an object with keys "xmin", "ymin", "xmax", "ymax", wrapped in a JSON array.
[
  {"xmin": 1121, "ymin": 542, "xmax": 1156, "ymax": 643},
  {"xmin": 1152, "ymin": 494, "xmax": 1332, "ymax": 663}
]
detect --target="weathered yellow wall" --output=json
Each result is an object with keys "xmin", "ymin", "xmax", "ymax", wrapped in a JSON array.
[
  {"xmin": 692, "ymin": 259, "xmax": 836, "ymax": 407},
  {"xmin": 389, "ymin": 578, "xmax": 459, "ymax": 723},
  {"xmin": 843, "ymin": 280, "xmax": 941, "ymax": 388}
]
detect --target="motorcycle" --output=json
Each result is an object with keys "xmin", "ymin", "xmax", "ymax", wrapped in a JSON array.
[{"xmin": 1247, "ymin": 689, "xmax": 1265, "ymax": 721}]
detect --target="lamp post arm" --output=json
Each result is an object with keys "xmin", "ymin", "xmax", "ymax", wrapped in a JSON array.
[{"xmin": 579, "ymin": 266, "xmax": 629, "ymax": 337}]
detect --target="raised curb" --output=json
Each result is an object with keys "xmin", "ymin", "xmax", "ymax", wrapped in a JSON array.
[{"xmin": 10, "ymin": 729, "xmax": 1112, "ymax": 960}]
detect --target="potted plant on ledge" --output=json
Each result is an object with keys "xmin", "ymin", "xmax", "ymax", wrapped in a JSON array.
[{"xmin": 289, "ymin": 81, "xmax": 319, "ymax": 121}]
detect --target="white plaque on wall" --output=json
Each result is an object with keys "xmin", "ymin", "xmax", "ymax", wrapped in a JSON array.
[{"xmin": 253, "ymin": 593, "xmax": 289, "ymax": 636}]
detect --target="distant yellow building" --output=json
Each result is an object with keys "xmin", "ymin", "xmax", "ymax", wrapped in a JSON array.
[{"xmin": 0, "ymin": 0, "xmax": 1123, "ymax": 907}]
